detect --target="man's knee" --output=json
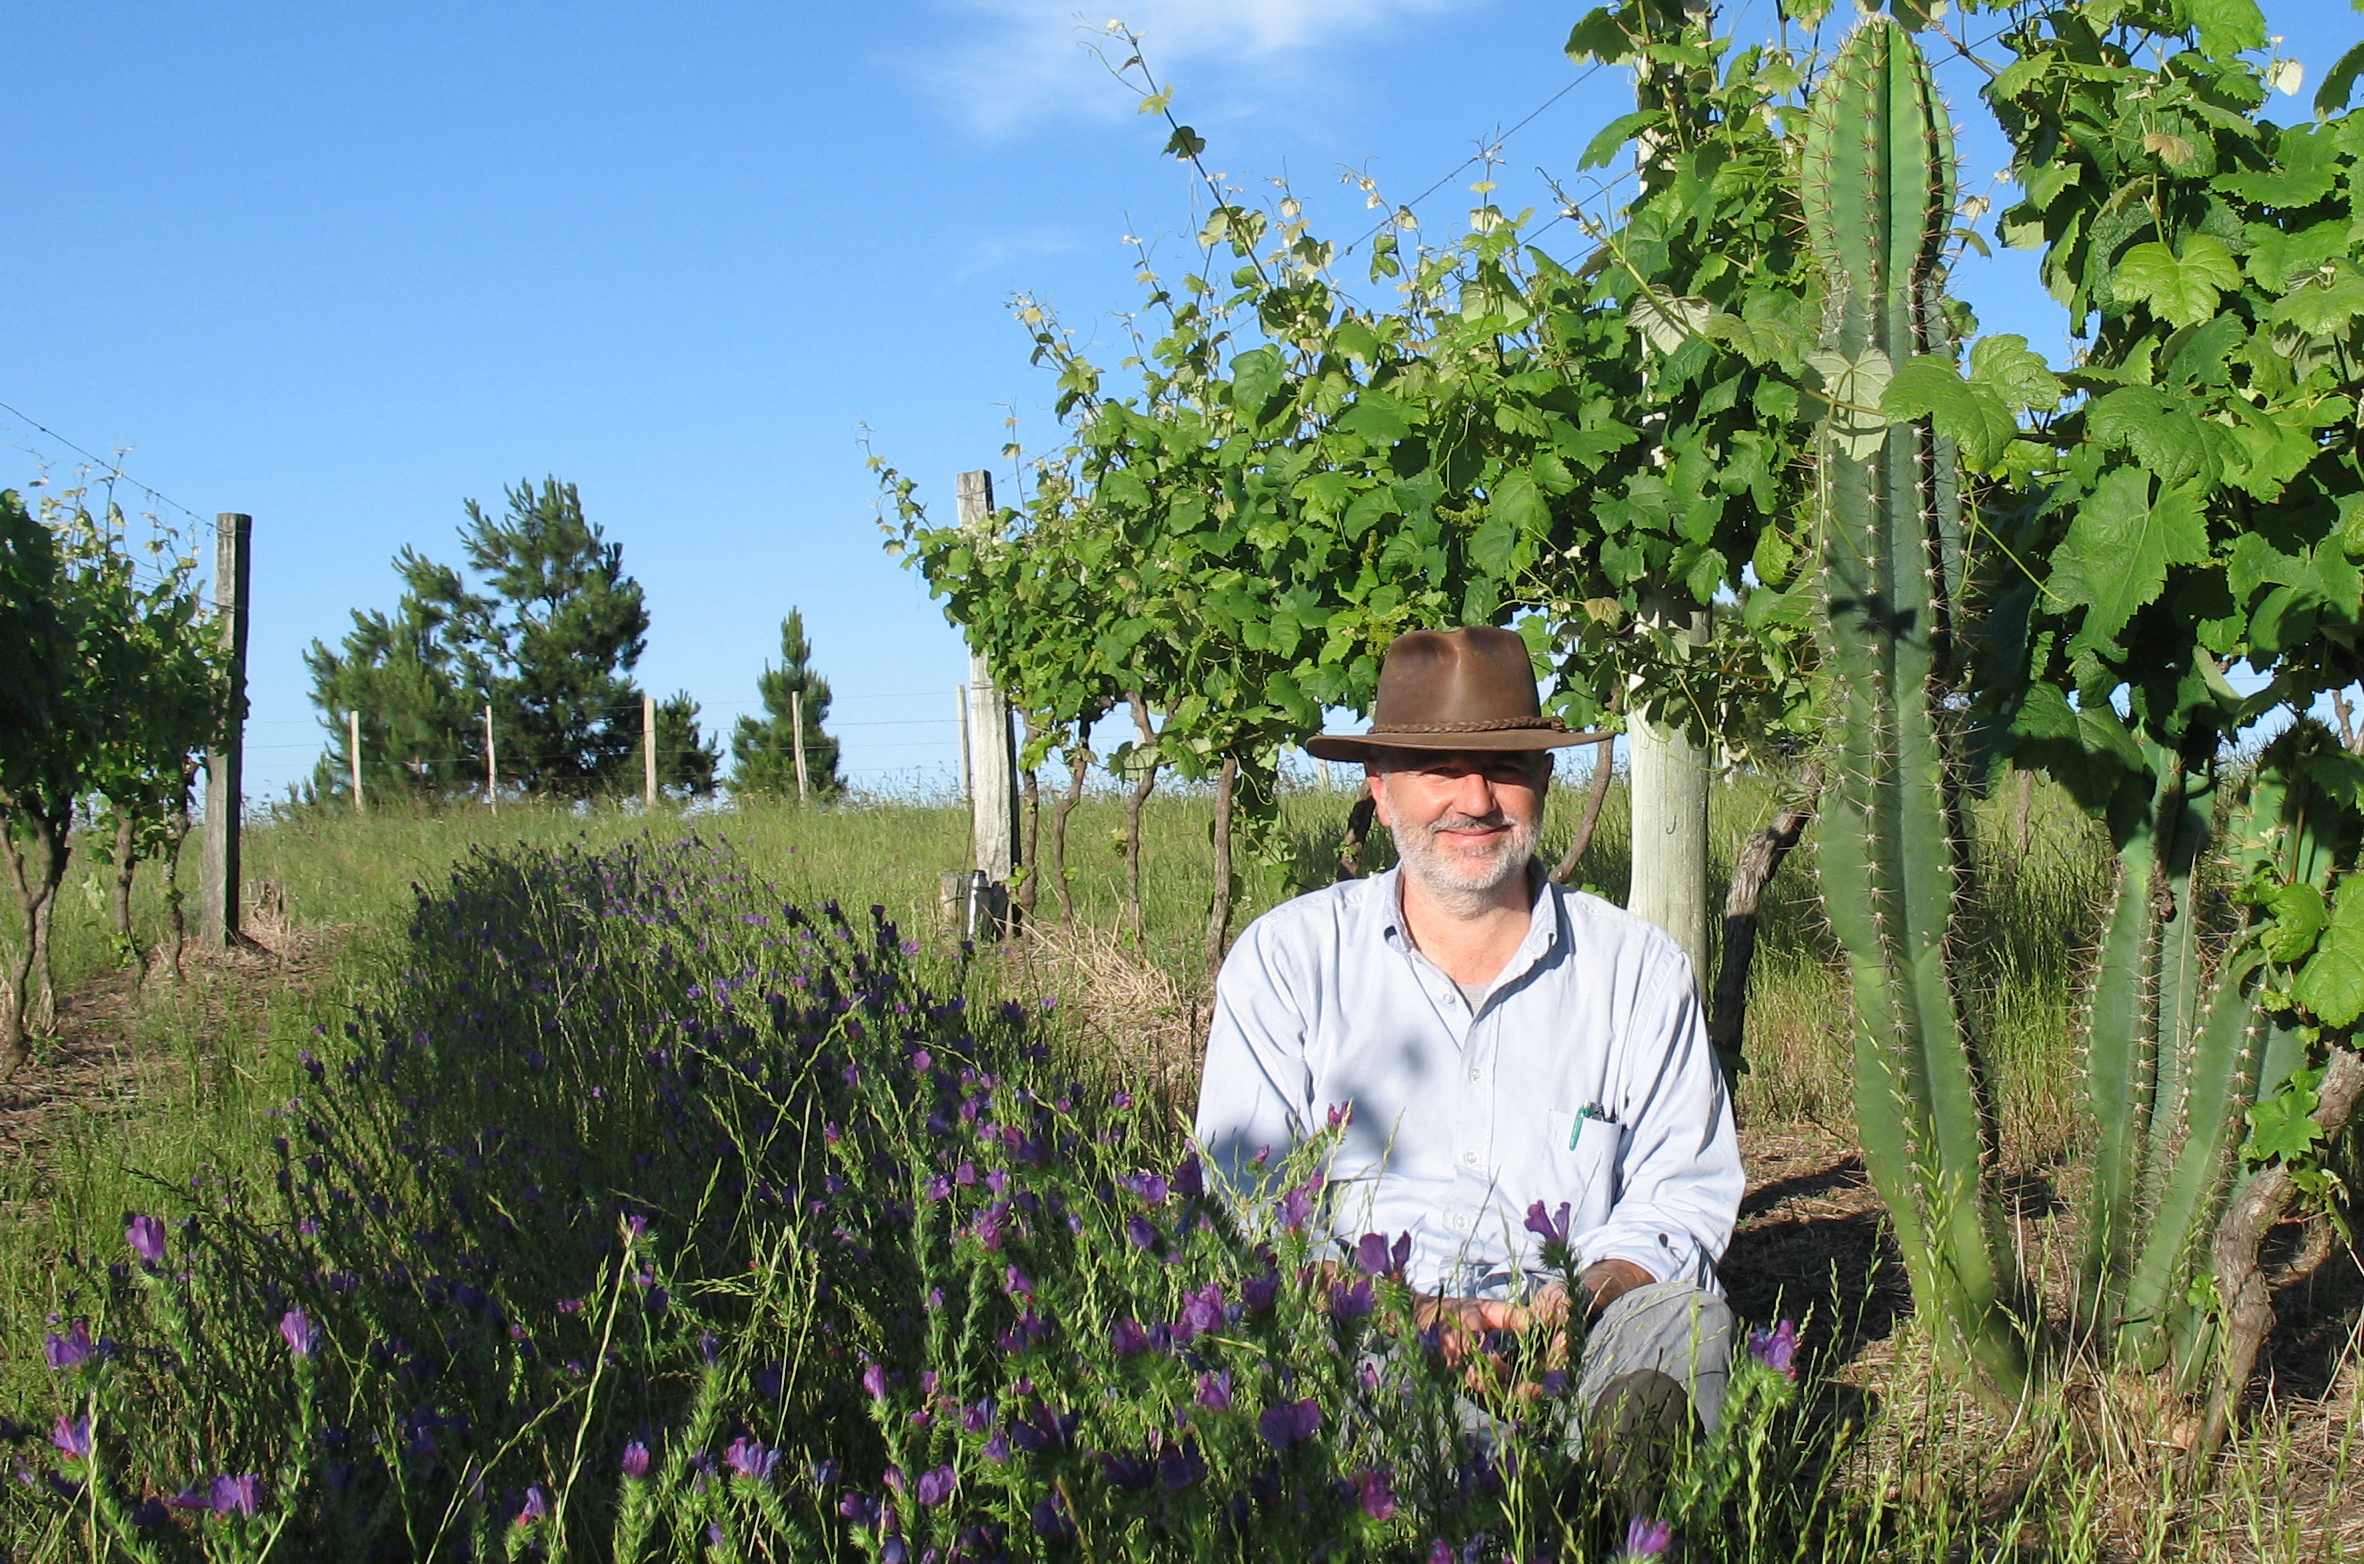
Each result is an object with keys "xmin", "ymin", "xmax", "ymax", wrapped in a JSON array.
[{"xmin": 1579, "ymin": 1281, "xmax": 1733, "ymax": 1433}]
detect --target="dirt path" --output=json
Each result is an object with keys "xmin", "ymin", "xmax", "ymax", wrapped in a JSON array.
[{"xmin": 0, "ymin": 918, "xmax": 345, "ymax": 1200}]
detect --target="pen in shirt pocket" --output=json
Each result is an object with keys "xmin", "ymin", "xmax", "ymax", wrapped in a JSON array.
[{"xmin": 1569, "ymin": 1102, "xmax": 1615, "ymax": 1149}]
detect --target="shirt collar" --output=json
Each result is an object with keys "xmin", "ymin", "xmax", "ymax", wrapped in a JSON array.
[{"xmin": 1367, "ymin": 861, "xmax": 1564, "ymax": 983}]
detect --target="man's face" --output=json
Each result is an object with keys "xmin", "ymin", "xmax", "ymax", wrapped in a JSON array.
[{"xmin": 1369, "ymin": 750, "xmax": 1550, "ymax": 905}]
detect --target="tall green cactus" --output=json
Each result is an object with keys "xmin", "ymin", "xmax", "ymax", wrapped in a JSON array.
[{"xmin": 1802, "ymin": 13, "xmax": 2027, "ymax": 1396}]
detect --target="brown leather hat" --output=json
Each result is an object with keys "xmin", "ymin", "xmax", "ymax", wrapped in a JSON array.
[{"xmin": 1304, "ymin": 627, "xmax": 1599, "ymax": 761}]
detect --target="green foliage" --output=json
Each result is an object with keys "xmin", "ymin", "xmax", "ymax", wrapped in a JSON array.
[
  {"xmin": 729, "ymin": 610, "xmax": 842, "ymax": 801},
  {"xmin": 654, "ymin": 691, "xmax": 720, "ymax": 798},
  {"xmin": 0, "ymin": 492, "xmax": 65, "ymax": 805}
]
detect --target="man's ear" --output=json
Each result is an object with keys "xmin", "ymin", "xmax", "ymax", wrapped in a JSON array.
[{"xmin": 1366, "ymin": 765, "xmax": 1393, "ymax": 828}]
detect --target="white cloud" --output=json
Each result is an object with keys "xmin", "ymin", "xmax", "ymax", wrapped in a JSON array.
[{"xmin": 923, "ymin": 0, "xmax": 1473, "ymax": 136}]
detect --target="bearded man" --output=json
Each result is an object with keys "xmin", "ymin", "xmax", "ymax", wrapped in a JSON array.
[{"xmin": 1192, "ymin": 626, "xmax": 1743, "ymax": 1489}]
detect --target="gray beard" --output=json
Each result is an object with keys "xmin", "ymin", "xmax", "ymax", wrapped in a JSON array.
[{"xmin": 1386, "ymin": 786, "xmax": 1541, "ymax": 919}]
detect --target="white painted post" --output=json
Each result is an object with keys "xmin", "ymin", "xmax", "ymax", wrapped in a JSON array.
[
  {"xmin": 349, "ymin": 708, "xmax": 365, "ymax": 815},
  {"xmin": 484, "ymin": 704, "xmax": 498, "ymax": 813},
  {"xmin": 956, "ymin": 685, "xmax": 971, "ymax": 800},
  {"xmin": 642, "ymin": 694, "xmax": 658, "ymax": 808},
  {"xmin": 1627, "ymin": 599, "xmax": 1711, "ymax": 996},
  {"xmin": 957, "ymin": 470, "xmax": 1019, "ymax": 894},
  {"xmin": 791, "ymin": 689, "xmax": 810, "ymax": 804}
]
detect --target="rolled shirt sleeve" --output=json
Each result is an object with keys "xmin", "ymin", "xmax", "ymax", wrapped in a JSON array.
[{"xmin": 1194, "ymin": 921, "xmax": 1317, "ymax": 1201}]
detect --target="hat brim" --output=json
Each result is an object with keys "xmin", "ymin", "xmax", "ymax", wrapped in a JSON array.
[{"xmin": 1303, "ymin": 727, "xmax": 1608, "ymax": 762}]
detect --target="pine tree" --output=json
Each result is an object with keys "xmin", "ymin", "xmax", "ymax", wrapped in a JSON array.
[
  {"xmin": 655, "ymin": 691, "xmax": 720, "ymax": 797},
  {"xmin": 731, "ymin": 610, "xmax": 841, "ymax": 800},
  {"xmin": 463, "ymin": 478, "xmax": 648, "ymax": 796},
  {"xmin": 310, "ymin": 478, "xmax": 669, "ymax": 801}
]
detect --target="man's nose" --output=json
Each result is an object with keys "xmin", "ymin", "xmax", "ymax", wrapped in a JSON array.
[{"xmin": 1447, "ymin": 769, "xmax": 1499, "ymax": 816}]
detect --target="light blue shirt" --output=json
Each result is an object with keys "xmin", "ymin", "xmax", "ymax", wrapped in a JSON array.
[{"xmin": 1193, "ymin": 864, "xmax": 1742, "ymax": 1297}]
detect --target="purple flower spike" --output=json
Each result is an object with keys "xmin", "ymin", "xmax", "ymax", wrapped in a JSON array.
[
  {"xmin": 1242, "ymin": 1269, "xmax": 1281, "ymax": 1315},
  {"xmin": 44, "ymin": 1322, "xmax": 97, "ymax": 1371},
  {"xmin": 1173, "ymin": 1152, "xmax": 1205, "ymax": 1201},
  {"xmin": 1256, "ymin": 1397, "xmax": 1322, "ymax": 1449},
  {"xmin": 516, "ymin": 1484, "xmax": 549, "ymax": 1524},
  {"xmin": 1621, "ymin": 1514, "xmax": 1674, "ymax": 1558},
  {"xmin": 861, "ymin": 1362, "xmax": 889, "ymax": 1400},
  {"xmin": 1004, "ymin": 1265, "xmax": 1033, "ymax": 1298},
  {"xmin": 1196, "ymin": 1370, "xmax": 1234, "ymax": 1411},
  {"xmin": 51, "ymin": 1414, "xmax": 91, "ymax": 1460},
  {"xmin": 1353, "ymin": 1232, "xmax": 1393, "ymax": 1275},
  {"xmin": 1110, "ymin": 1317, "xmax": 1153, "ymax": 1357},
  {"xmin": 1355, "ymin": 1467, "xmax": 1397, "ymax": 1521},
  {"xmin": 125, "ymin": 1214, "xmax": 167, "ymax": 1266},
  {"xmin": 1276, "ymin": 1179, "xmax": 1320, "ymax": 1233},
  {"xmin": 915, "ymin": 1465, "xmax": 956, "ymax": 1506},
  {"xmin": 724, "ymin": 1437, "xmax": 779, "ymax": 1482},
  {"xmin": 1747, "ymin": 1319, "xmax": 1800, "ymax": 1378},
  {"xmin": 1126, "ymin": 1214, "xmax": 1159, "ymax": 1250},
  {"xmin": 279, "ymin": 1308, "xmax": 319, "ymax": 1359},
  {"xmin": 1329, "ymin": 1279, "xmax": 1375, "ymax": 1323},
  {"xmin": 619, "ymin": 1441, "xmax": 652, "ymax": 1480}
]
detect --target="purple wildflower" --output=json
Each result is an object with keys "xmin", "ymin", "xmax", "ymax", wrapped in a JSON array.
[
  {"xmin": 1196, "ymin": 1370, "xmax": 1234, "ymax": 1411},
  {"xmin": 1329, "ymin": 1278, "xmax": 1376, "ymax": 1322},
  {"xmin": 44, "ymin": 1322, "xmax": 97, "ymax": 1371},
  {"xmin": 724, "ymin": 1438, "xmax": 779, "ymax": 1481},
  {"xmin": 50, "ymin": 1415, "xmax": 91, "ymax": 1460},
  {"xmin": 1110, "ymin": 1317, "xmax": 1153, "ymax": 1357},
  {"xmin": 620, "ymin": 1441, "xmax": 652, "ymax": 1480},
  {"xmin": 1355, "ymin": 1467, "xmax": 1397, "ymax": 1521},
  {"xmin": 961, "ymin": 1399, "xmax": 993, "ymax": 1434},
  {"xmin": 279, "ymin": 1308, "xmax": 319, "ymax": 1359},
  {"xmin": 516, "ymin": 1484, "xmax": 549, "ymax": 1524},
  {"xmin": 209, "ymin": 1475, "xmax": 262, "ymax": 1515},
  {"xmin": 861, "ymin": 1362, "xmax": 889, "ymax": 1399},
  {"xmin": 1256, "ymin": 1398, "xmax": 1322, "ymax": 1449},
  {"xmin": 1326, "ymin": 1100, "xmax": 1355, "ymax": 1129},
  {"xmin": 1126, "ymin": 1214, "xmax": 1159, "ymax": 1250},
  {"xmin": 1621, "ymin": 1515, "xmax": 1674, "ymax": 1558},
  {"xmin": 1004, "ymin": 1265, "xmax": 1033, "ymax": 1297},
  {"xmin": 1242, "ymin": 1269, "xmax": 1281, "ymax": 1315},
  {"xmin": 1177, "ymin": 1283, "xmax": 1225, "ymax": 1340},
  {"xmin": 124, "ymin": 1214, "xmax": 167, "ymax": 1266},
  {"xmin": 1173, "ymin": 1151, "xmax": 1205, "ymax": 1200},
  {"xmin": 1523, "ymin": 1200, "xmax": 1573, "ymax": 1249},
  {"xmin": 915, "ymin": 1465, "xmax": 956, "ymax": 1506},
  {"xmin": 1748, "ymin": 1319, "xmax": 1800, "ymax": 1378}
]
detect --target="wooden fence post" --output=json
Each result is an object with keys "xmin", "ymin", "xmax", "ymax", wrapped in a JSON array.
[
  {"xmin": 349, "ymin": 708, "xmax": 365, "ymax": 815},
  {"xmin": 200, "ymin": 512, "xmax": 250, "ymax": 950},
  {"xmin": 484, "ymin": 704, "xmax": 498, "ymax": 812},
  {"xmin": 642, "ymin": 694, "xmax": 657, "ymax": 808},
  {"xmin": 791, "ymin": 689, "xmax": 810, "ymax": 803}
]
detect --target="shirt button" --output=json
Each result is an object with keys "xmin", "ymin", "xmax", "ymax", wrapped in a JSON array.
[
  {"xmin": 1467, "ymin": 1066, "xmax": 1481, "ymax": 1081},
  {"xmin": 1462, "ymin": 1150, "xmax": 1479, "ymax": 1166},
  {"xmin": 1449, "ymin": 1213, "xmax": 1469, "ymax": 1231}
]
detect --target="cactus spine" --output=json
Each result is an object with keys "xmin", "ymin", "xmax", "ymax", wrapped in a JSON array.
[{"xmin": 1802, "ymin": 13, "xmax": 2026, "ymax": 1396}]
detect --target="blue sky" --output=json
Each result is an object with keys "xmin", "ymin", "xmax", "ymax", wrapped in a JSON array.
[{"xmin": 3, "ymin": 1, "xmax": 2358, "ymax": 799}]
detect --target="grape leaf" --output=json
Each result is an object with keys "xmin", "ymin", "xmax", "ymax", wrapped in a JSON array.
[
  {"xmin": 1882, "ymin": 354, "xmax": 2018, "ymax": 471},
  {"xmin": 2296, "ymin": 875, "xmax": 2364, "ymax": 1026},
  {"xmin": 2113, "ymin": 236, "xmax": 2243, "ymax": 329},
  {"xmin": 2184, "ymin": 0, "xmax": 2267, "ymax": 58},
  {"xmin": 1967, "ymin": 334, "xmax": 2063, "ymax": 414},
  {"xmin": 2085, "ymin": 386, "xmax": 2224, "ymax": 489},
  {"xmin": 2245, "ymin": 1070, "xmax": 2325, "ymax": 1164},
  {"xmin": 2270, "ymin": 269, "xmax": 2364, "ymax": 335},
  {"xmin": 2047, "ymin": 470, "xmax": 2209, "ymax": 644},
  {"xmin": 2262, "ymin": 881, "xmax": 2329, "ymax": 962}
]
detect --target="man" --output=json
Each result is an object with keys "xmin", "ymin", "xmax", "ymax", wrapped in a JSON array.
[{"xmin": 1193, "ymin": 626, "xmax": 1743, "ymax": 1484}]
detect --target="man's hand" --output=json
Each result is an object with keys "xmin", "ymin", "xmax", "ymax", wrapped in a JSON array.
[{"xmin": 1578, "ymin": 1258, "xmax": 1654, "ymax": 1317}]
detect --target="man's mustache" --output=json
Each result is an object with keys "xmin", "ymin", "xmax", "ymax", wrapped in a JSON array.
[{"xmin": 1427, "ymin": 811, "xmax": 1512, "ymax": 836}]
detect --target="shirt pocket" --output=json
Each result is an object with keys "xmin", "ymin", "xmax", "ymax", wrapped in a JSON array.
[{"xmin": 1543, "ymin": 1109, "xmax": 1622, "ymax": 1235}]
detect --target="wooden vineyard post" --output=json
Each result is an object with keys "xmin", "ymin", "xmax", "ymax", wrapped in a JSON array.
[
  {"xmin": 200, "ymin": 512, "xmax": 251, "ymax": 951},
  {"xmin": 1627, "ymin": 599, "xmax": 1711, "ymax": 995},
  {"xmin": 484, "ymin": 704, "xmax": 498, "ymax": 812},
  {"xmin": 791, "ymin": 689, "xmax": 810, "ymax": 803},
  {"xmin": 957, "ymin": 469, "xmax": 1019, "ymax": 936},
  {"xmin": 349, "ymin": 709, "xmax": 365, "ymax": 815},
  {"xmin": 642, "ymin": 694, "xmax": 657, "ymax": 808}
]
